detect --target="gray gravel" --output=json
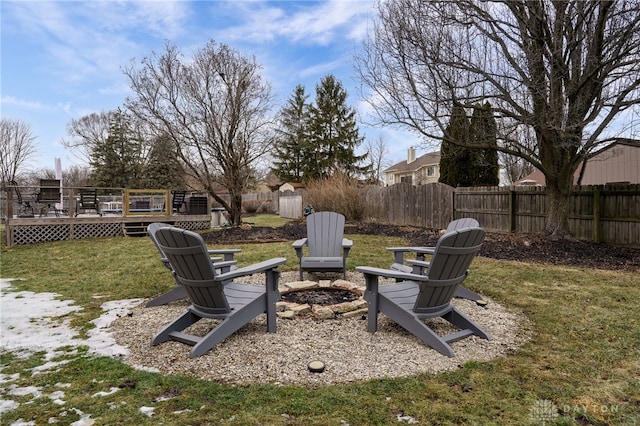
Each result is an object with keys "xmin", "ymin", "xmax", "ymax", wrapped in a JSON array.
[{"xmin": 110, "ymin": 271, "xmax": 531, "ymax": 386}]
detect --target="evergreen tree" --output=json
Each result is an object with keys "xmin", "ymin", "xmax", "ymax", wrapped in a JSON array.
[
  {"xmin": 141, "ymin": 132, "xmax": 185, "ymax": 189},
  {"xmin": 307, "ymin": 75, "xmax": 369, "ymax": 180},
  {"xmin": 469, "ymin": 102, "xmax": 500, "ymax": 186},
  {"xmin": 439, "ymin": 104, "xmax": 473, "ymax": 187},
  {"xmin": 272, "ymin": 85, "xmax": 311, "ymax": 182},
  {"xmin": 89, "ymin": 108, "xmax": 142, "ymax": 188}
]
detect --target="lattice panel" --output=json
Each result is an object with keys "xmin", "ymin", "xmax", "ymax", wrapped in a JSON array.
[
  {"xmin": 7, "ymin": 218, "xmax": 211, "ymax": 246},
  {"xmin": 13, "ymin": 224, "xmax": 70, "ymax": 245},
  {"xmin": 176, "ymin": 220, "xmax": 210, "ymax": 231},
  {"xmin": 72, "ymin": 223, "xmax": 122, "ymax": 239}
]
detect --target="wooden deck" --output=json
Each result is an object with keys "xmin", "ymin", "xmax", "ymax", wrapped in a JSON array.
[{"xmin": 5, "ymin": 213, "xmax": 212, "ymax": 246}]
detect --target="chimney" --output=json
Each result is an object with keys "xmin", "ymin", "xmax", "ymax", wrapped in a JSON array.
[{"xmin": 407, "ymin": 147, "xmax": 416, "ymax": 164}]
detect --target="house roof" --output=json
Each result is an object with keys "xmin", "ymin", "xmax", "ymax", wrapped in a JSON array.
[{"xmin": 384, "ymin": 151, "xmax": 441, "ymax": 173}]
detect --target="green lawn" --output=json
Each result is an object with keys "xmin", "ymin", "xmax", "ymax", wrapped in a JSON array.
[{"xmin": 1, "ymin": 216, "xmax": 639, "ymax": 425}]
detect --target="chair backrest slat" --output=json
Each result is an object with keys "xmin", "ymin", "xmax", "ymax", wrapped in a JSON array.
[
  {"xmin": 413, "ymin": 227, "xmax": 485, "ymax": 313},
  {"xmin": 447, "ymin": 218, "xmax": 479, "ymax": 232},
  {"xmin": 152, "ymin": 225, "xmax": 230, "ymax": 313},
  {"xmin": 307, "ymin": 212, "xmax": 345, "ymax": 257}
]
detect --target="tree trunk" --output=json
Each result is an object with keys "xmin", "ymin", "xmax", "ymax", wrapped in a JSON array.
[
  {"xmin": 542, "ymin": 161, "xmax": 575, "ymax": 238},
  {"xmin": 544, "ymin": 185, "xmax": 572, "ymax": 237},
  {"xmin": 228, "ymin": 192, "xmax": 243, "ymax": 226}
]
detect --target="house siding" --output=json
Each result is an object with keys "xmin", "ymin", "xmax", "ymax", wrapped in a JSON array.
[{"xmin": 581, "ymin": 143, "xmax": 640, "ymax": 185}]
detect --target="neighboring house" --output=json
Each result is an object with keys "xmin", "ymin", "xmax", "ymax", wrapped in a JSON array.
[
  {"xmin": 514, "ymin": 140, "xmax": 640, "ymax": 186},
  {"xmin": 384, "ymin": 148, "xmax": 441, "ymax": 186},
  {"xmin": 278, "ymin": 182, "xmax": 306, "ymax": 193}
]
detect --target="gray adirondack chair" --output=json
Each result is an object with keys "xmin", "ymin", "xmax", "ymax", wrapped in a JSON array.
[
  {"xmin": 150, "ymin": 226, "xmax": 286, "ymax": 358},
  {"xmin": 145, "ymin": 222, "xmax": 240, "ymax": 308},
  {"xmin": 387, "ymin": 218, "xmax": 483, "ymax": 301},
  {"xmin": 292, "ymin": 211, "xmax": 353, "ymax": 280},
  {"xmin": 356, "ymin": 226, "xmax": 490, "ymax": 357}
]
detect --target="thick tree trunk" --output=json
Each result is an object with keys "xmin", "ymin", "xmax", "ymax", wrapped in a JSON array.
[
  {"xmin": 542, "ymin": 160, "xmax": 575, "ymax": 238},
  {"xmin": 228, "ymin": 192, "xmax": 243, "ymax": 226},
  {"xmin": 544, "ymin": 185, "xmax": 572, "ymax": 237}
]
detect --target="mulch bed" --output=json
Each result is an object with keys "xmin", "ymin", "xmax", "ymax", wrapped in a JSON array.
[{"xmin": 201, "ymin": 220, "xmax": 640, "ymax": 272}]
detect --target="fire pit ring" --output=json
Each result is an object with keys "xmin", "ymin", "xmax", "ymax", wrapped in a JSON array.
[{"xmin": 277, "ymin": 279, "xmax": 367, "ymax": 319}]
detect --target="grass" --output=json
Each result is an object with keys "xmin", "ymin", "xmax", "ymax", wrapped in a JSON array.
[{"xmin": 1, "ymin": 215, "xmax": 639, "ymax": 425}]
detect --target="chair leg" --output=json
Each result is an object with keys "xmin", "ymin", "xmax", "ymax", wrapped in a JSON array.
[
  {"xmin": 442, "ymin": 308, "xmax": 491, "ymax": 341},
  {"xmin": 189, "ymin": 298, "xmax": 266, "ymax": 358},
  {"xmin": 454, "ymin": 285, "xmax": 483, "ymax": 301},
  {"xmin": 145, "ymin": 285, "xmax": 187, "ymax": 307},
  {"xmin": 151, "ymin": 310, "xmax": 199, "ymax": 345},
  {"xmin": 385, "ymin": 305, "xmax": 456, "ymax": 357}
]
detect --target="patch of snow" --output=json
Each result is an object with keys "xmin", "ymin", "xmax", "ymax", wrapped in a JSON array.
[
  {"xmin": 0, "ymin": 278, "xmax": 145, "ymax": 420},
  {"xmin": 91, "ymin": 387, "xmax": 120, "ymax": 398},
  {"xmin": 0, "ymin": 279, "xmax": 143, "ymax": 359},
  {"xmin": 139, "ymin": 406, "xmax": 155, "ymax": 417},
  {"xmin": 0, "ymin": 398, "xmax": 20, "ymax": 414}
]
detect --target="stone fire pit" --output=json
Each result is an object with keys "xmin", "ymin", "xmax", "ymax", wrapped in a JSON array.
[{"xmin": 277, "ymin": 279, "xmax": 368, "ymax": 319}]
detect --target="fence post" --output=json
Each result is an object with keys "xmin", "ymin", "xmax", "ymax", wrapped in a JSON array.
[
  {"xmin": 509, "ymin": 189, "xmax": 517, "ymax": 233},
  {"xmin": 593, "ymin": 187, "xmax": 601, "ymax": 243}
]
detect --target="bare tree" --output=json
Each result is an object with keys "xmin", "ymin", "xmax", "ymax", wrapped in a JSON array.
[
  {"xmin": 62, "ymin": 111, "xmax": 114, "ymax": 165},
  {"xmin": 364, "ymin": 135, "xmax": 391, "ymax": 185},
  {"xmin": 356, "ymin": 0, "xmax": 640, "ymax": 237},
  {"xmin": 0, "ymin": 118, "xmax": 38, "ymax": 188},
  {"xmin": 123, "ymin": 40, "xmax": 274, "ymax": 225}
]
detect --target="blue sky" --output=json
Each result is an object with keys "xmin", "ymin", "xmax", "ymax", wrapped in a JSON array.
[{"xmin": 1, "ymin": 0, "xmax": 420, "ymax": 173}]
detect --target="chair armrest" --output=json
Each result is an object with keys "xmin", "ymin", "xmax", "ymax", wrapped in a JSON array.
[
  {"xmin": 411, "ymin": 247, "xmax": 435, "ymax": 255},
  {"xmin": 211, "ymin": 260, "xmax": 238, "ymax": 269},
  {"xmin": 292, "ymin": 238, "xmax": 307, "ymax": 260},
  {"xmin": 410, "ymin": 246, "xmax": 435, "ymax": 261},
  {"xmin": 292, "ymin": 238, "xmax": 307, "ymax": 249},
  {"xmin": 208, "ymin": 248, "xmax": 241, "ymax": 261},
  {"xmin": 212, "ymin": 260, "xmax": 237, "ymax": 272},
  {"xmin": 386, "ymin": 247, "xmax": 420, "ymax": 264},
  {"xmin": 406, "ymin": 259, "xmax": 431, "ymax": 275},
  {"xmin": 216, "ymin": 258, "xmax": 287, "ymax": 281},
  {"xmin": 356, "ymin": 266, "xmax": 429, "ymax": 282},
  {"xmin": 342, "ymin": 238, "xmax": 353, "ymax": 258},
  {"xmin": 406, "ymin": 259, "xmax": 431, "ymax": 268}
]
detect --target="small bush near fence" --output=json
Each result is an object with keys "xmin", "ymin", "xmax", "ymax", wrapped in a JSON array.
[
  {"xmin": 242, "ymin": 200, "xmax": 275, "ymax": 215},
  {"xmin": 305, "ymin": 173, "xmax": 367, "ymax": 221}
]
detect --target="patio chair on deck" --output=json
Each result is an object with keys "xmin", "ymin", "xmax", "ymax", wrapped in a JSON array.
[
  {"xmin": 150, "ymin": 225, "xmax": 286, "ymax": 358},
  {"xmin": 75, "ymin": 189, "xmax": 101, "ymax": 216},
  {"xmin": 35, "ymin": 179, "xmax": 63, "ymax": 217},
  {"xmin": 292, "ymin": 211, "xmax": 353, "ymax": 280},
  {"xmin": 10, "ymin": 181, "xmax": 34, "ymax": 218},
  {"xmin": 357, "ymin": 226, "xmax": 490, "ymax": 357},
  {"xmin": 171, "ymin": 190, "xmax": 188, "ymax": 214},
  {"xmin": 146, "ymin": 222, "xmax": 241, "ymax": 307},
  {"xmin": 386, "ymin": 218, "xmax": 483, "ymax": 301}
]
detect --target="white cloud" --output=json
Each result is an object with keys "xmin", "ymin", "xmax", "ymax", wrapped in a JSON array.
[
  {"xmin": 0, "ymin": 96, "xmax": 48, "ymax": 111},
  {"xmin": 217, "ymin": 0, "xmax": 374, "ymax": 45}
]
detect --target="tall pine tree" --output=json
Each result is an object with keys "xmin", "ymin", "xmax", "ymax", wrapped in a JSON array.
[
  {"xmin": 469, "ymin": 102, "xmax": 499, "ymax": 186},
  {"xmin": 272, "ymin": 85, "xmax": 311, "ymax": 182},
  {"xmin": 141, "ymin": 132, "xmax": 185, "ymax": 189},
  {"xmin": 439, "ymin": 104, "xmax": 473, "ymax": 187},
  {"xmin": 90, "ymin": 108, "xmax": 143, "ymax": 188},
  {"xmin": 307, "ymin": 74, "xmax": 368, "ymax": 180}
]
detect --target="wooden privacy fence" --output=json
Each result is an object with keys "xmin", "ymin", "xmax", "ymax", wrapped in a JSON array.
[
  {"xmin": 362, "ymin": 183, "xmax": 453, "ymax": 230},
  {"xmin": 454, "ymin": 184, "xmax": 640, "ymax": 246},
  {"xmin": 242, "ymin": 182, "xmax": 638, "ymax": 246}
]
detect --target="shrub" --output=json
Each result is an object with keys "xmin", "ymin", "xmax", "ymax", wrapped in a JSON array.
[
  {"xmin": 305, "ymin": 173, "xmax": 367, "ymax": 221},
  {"xmin": 243, "ymin": 200, "xmax": 275, "ymax": 214}
]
